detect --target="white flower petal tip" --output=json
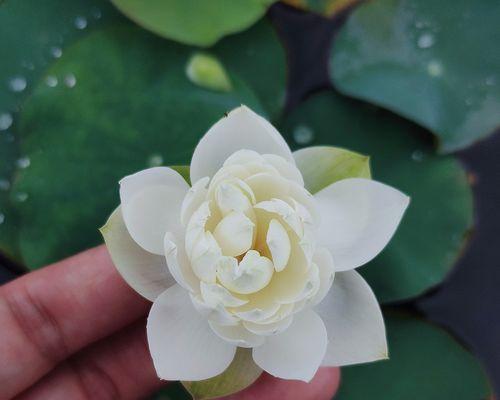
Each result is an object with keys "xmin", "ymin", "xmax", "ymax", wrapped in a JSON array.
[
  {"xmin": 100, "ymin": 207, "xmax": 175, "ymax": 301},
  {"xmin": 316, "ymin": 270, "xmax": 387, "ymax": 367},
  {"xmin": 120, "ymin": 167, "xmax": 189, "ymax": 255},
  {"xmin": 147, "ymin": 285, "xmax": 236, "ymax": 381},
  {"xmin": 252, "ymin": 310, "xmax": 327, "ymax": 382},
  {"xmin": 315, "ymin": 178, "xmax": 410, "ymax": 271},
  {"xmin": 190, "ymin": 105, "xmax": 293, "ymax": 183}
]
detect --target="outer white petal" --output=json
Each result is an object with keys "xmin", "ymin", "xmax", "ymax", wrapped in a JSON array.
[
  {"xmin": 316, "ymin": 270, "xmax": 387, "ymax": 367},
  {"xmin": 310, "ymin": 247, "xmax": 335, "ymax": 306},
  {"xmin": 190, "ymin": 106, "xmax": 294, "ymax": 183},
  {"xmin": 101, "ymin": 207, "xmax": 175, "ymax": 301},
  {"xmin": 147, "ymin": 284, "xmax": 236, "ymax": 381},
  {"xmin": 209, "ymin": 321, "xmax": 265, "ymax": 348},
  {"xmin": 315, "ymin": 178, "xmax": 409, "ymax": 271},
  {"xmin": 120, "ymin": 167, "xmax": 189, "ymax": 255},
  {"xmin": 164, "ymin": 232, "xmax": 199, "ymax": 293},
  {"xmin": 252, "ymin": 310, "xmax": 327, "ymax": 382}
]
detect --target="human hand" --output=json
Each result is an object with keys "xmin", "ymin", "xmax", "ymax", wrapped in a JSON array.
[{"xmin": 0, "ymin": 246, "xmax": 340, "ymax": 399}]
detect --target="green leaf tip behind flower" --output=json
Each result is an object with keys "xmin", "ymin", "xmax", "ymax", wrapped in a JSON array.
[
  {"xmin": 181, "ymin": 348, "xmax": 262, "ymax": 400},
  {"xmin": 186, "ymin": 53, "xmax": 233, "ymax": 93},
  {"xmin": 170, "ymin": 165, "xmax": 191, "ymax": 185},
  {"xmin": 294, "ymin": 146, "xmax": 371, "ymax": 194}
]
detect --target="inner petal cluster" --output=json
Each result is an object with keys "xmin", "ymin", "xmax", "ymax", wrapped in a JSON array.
[{"xmin": 180, "ymin": 150, "xmax": 322, "ymax": 341}]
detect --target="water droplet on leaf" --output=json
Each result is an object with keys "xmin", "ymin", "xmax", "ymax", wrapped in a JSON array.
[
  {"xmin": 74, "ymin": 16, "xmax": 88, "ymax": 30},
  {"xmin": 186, "ymin": 52, "xmax": 232, "ymax": 92},
  {"xmin": 50, "ymin": 46, "xmax": 63, "ymax": 58},
  {"xmin": 293, "ymin": 125, "xmax": 314, "ymax": 145},
  {"xmin": 46, "ymin": 76, "xmax": 58, "ymax": 87},
  {"xmin": 0, "ymin": 179, "xmax": 10, "ymax": 191},
  {"xmin": 64, "ymin": 73, "xmax": 77, "ymax": 88},
  {"xmin": 15, "ymin": 192, "xmax": 29, "ymax": 202},
  {"xmin": 411, "ymin": 150, "xmax": 424, "ymax": 162},
  {"xmin": 16, "ymin": 156, "xmax": 30, "ymax": 169},
  {"xmin": 417, "ymin": 33, "xmax": 435, "ymax": 49},
  {"xmin": 427, "ymin": 60, "xmax": 443, "ymax": 77},
  {"xmin": 148, "ymin": 154, "xmax": 164, "ymax": 167},
  {"xmin": 0, "ymin": 113, "xmax": 13, "ymax": 131},
  {"xmin": 0, "ymin": 213, "xmax": 4, "ymax": 225},
  {"xmin": 8, "ymin": 76, "xmax": 27, "ymax": 92}
]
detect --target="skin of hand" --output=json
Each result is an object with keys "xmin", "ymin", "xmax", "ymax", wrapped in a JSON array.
[{"xmin": 0, "ymin": 246, "xmax": 340, "ymax": 400}]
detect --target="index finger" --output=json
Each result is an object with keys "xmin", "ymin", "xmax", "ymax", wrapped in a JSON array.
[{"xmin": 0, "ymin": 245, "xmax": 149, "ymax": 399}]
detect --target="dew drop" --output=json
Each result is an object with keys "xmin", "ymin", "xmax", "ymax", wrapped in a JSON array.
[
  {"xmin": 0, "ymin": 213, "xmax": 4, "ymax": 225},
  {"xmin": 0, "ymin": 113, "xmax": 13, "ymax": 131},
  {"xmin": 64, "ymin": 73, "xmax": 77, "ymax": 88},
  {"xmin": 411, "ymin": 150, "xmax": 424, "ymax": 162},
  {"xmin": 293, "ymin": 125, "xmax": 314, "ymax": 145},
  {"xmin": 8, "ymin": 76, "xmax": 27, "ymax": 92},
  {"xmin": 46, "ymin": 75, "xmax": 58, "ymax": 87},
  {"xmin": 485, "ymin": 76, "xmax": 496, "ymax": 87},
  {"xmin": 15, "ymin": 192, "xmax": 29, "ymax": 202},
  {"xmin": 417, "ymin": 33, "xmax": 435, "ymax": 49},
  {"xmin": 0, "ymin": 179, "xmax": 10, "ymax": 191},
  {"xmin": 21, "ymin": 60, "xmax": 35, "ymax": 71},
  {"xmin": 50, "ymin": 46, "xmax": 63, "ymax": 58},
  {"xmin": 91, "ymin": 7, "xmax": 102, "ymax": 19},
  {"xmin": 427, "ymin": 60, "xmax": 443, "ymax": 77},
  {"xmin": 148, "ymin": 154, "xmax": 164, "ymax": 167},
  {"xmin": 74, "ymin": 16, "xmax": 88, "ymax": 30},
  {"xmin": 16, "ymin": 156, "xmax": 31, "ymax": 169}
]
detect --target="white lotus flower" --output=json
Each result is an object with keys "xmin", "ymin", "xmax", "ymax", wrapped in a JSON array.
[{"xmin": 101, "ymin": 106, "xmax": 409, "ymax": 383}]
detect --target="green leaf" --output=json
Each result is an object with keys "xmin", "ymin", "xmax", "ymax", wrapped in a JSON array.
[
  {"xmin": 170, "ymin": 165, "xmax": 191, "ymax": 185},
  {"xmin": 280, "ymin": 91, "xmax": 473, "ymax": 302},
  {"xmin": 213, "ymin": 20, "xmax": 287, "ymax": 120},
  {"xmin": 186, "ymin": 53, "xmax": 233, "ymax": 93},
  {"xmin": 282, "ymin": 0, "xmax": 360, "ymax": 17},
  {"xmin": 12, "ymin": 25, "xmax": 265, "ymax": 269},
  {"xmin": 0, "ymin": 0, "xmax": 121, "ymax": 264},
  {"xmin": 330, "ymin": 0, "xmax": 500, "ymax": 153},
  {"xmin": 294, "ymin": 146, "xmax": 371, "ymax": 194},
  {"xmin": 182, "ymin": 348, "xmax": 262, "ymax": 400},
  {"xmin": 335, "ymin": 312, "xmax": 491, "ymax": 400},
  {"xmin": 110, "ymin": 0, "xmax": 275, "ymax": 46}
]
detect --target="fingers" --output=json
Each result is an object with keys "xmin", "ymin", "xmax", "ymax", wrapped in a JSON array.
[
  {"xmin": 0, "ymin": 246, "xmax": 150, "ymax": 399},
  {"xmin": 16, "ymin": 320, "xmax": 165, "ymax": 400},
  {"xmin": 220, "ymin": 367, "xmax": 340, "ymax": 400},
  {"xmin": 17, "ymin": 317, "xmax": 340, "ymax": 400}
]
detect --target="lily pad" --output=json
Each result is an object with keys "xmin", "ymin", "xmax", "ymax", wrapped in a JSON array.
[
  {"xmin": 282, "ymin": 0, "xmax": 360, "ymax": 17},
  {"xmin": 0, "ymin": 0, "xmax": 121, "ymax": 263},
  {"xmin": 280, "ymin": 91, "xmax": 473, "ymax": 302},
  {"xmin": 182, "ymin": 348, "xmax": 262, "ymax": 399},
  {"xmin": 13, "ymin": 25, "xmax": 265, "ymax": 269},
  {"xmin": 110, "ymin": 0, "xmax": 275, "ymax": 46},
  {"xmin": 335, "ymin": 312, "xmax": 491, "ymax": 400},
  {"xmin": 330, "ymin": 0, "xmax": 500, "ymax": 153}
]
